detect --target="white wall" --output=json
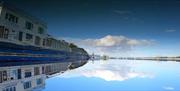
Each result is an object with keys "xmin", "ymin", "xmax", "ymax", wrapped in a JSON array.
[{"xmin": 0, "ymin": 6, "xmax": 48, "ymax": 47}]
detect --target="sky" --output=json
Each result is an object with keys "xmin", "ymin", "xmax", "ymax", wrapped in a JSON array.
[{"xmin": 4, "ymin": 0, "xmax": 180, "ymax": 57}]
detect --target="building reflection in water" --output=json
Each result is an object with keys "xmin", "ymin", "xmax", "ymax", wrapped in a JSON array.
[{"xmin": 0, "ymin": 61, "xmax": 88, "ymax": 91}]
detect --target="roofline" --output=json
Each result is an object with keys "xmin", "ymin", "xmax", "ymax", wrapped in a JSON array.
[{"xmin": 0, "ymin": 1, "xmax": 47, "ymax": 28}]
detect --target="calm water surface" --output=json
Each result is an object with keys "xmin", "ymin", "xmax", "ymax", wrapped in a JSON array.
[{"xmin": 44, "ymin": 60, "xmax": 180, "ymax": 91}]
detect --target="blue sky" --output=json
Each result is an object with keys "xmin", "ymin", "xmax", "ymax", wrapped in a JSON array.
[{"xmin": 5, "ymin": 0, "xmax": 180, "ymax": 57}]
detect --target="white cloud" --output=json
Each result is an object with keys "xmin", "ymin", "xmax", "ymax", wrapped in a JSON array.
[
  {"xmin": 163, "ymin": 86, "xmax": 175, "ymax": 90},
  {"xmin": 94, "ymin": 35, "xmax": 152, "ymax": 47},
  {"xmin": 63, "ymin": 35, "xmax": 154, "ymax": 56},
  {"xmin": 165, "ymin": 29, "xmax": 176, "ymax": 33},
  {"xmin": 113, "ymin": 10, "xmax": 132, "ymax": 15}
]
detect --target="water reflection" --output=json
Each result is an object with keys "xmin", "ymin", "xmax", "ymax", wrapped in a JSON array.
[
  {"xmin": 1, "ymin": 60, "xmax": 180, "ymax": 91},
  {"xmin": 54, "ymin": 60, "xmax": 180, "ymax": 91},
  {"xmin": 60, "ymin": 60, "xmax": 154, "ymax": 81},
  {"xmin": 0, "ymin": 61, "xmax": 88, "ymax": 91}
]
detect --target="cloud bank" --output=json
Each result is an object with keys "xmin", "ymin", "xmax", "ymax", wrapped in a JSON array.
[{"xmin": 63, "ymin": 35, "xmax": 154, "ymax": 56}]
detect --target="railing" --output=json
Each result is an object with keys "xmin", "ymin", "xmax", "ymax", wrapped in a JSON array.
[
  {"xmin": 0, "ymin": 33, "xmax": 17, "ymax": 41},
  {"xmin": 0, "ymin": 34, "xmax": 9, "ymax": 39}
]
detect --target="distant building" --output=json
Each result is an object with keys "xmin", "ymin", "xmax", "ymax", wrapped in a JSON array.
[{"xmin": 90, "ymin": 54, "xmax": 101, "ymax": 60}]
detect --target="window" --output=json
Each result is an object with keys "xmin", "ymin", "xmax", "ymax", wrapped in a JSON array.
[
  {"xmin": 46, "ymin": 38, "xmax": 52, "ymax": 47},
  {"xmin": 26, "ymin": 33, "xmax": 33, "ymax": 41},
  {"xmin": 24, "ymin": 81, "xmax": 31, "ymax": 89},
  {"xmin": 24, "ymin": 72, "xmax": 31, "ymax": 78},
  {"xmin": 42, "ymin": 66, "xmax": 45, "ymax": 74},
  {"xmin": 3, "ymin": 86, "xmax": 16, "ymax": 91},
  {"xmin": 5, "ymin": 13, "xmax": 8, "ymax": 20},
  {"xmin": 0, "ymin": 26, "xmax": 9, "ymax": 39},
  {"xmin": 0, "ymin": 26, "xmax": 4, "ymax": 38},
  {"xmin": 34, "ymin": 67, "xmax": 40, "ymax": 75},
  {"xmin": 36, "ymin": 78, "xmax": 43, "ymax": 85},
  {"xmin": 10, "ymin": 70, "xmax": 17, "ymax": 80},
  {"xmin": 35, "ymin": 36, "xmax": 41, "ymax": 46},
  {"xmin": 0, "ymin": 71, "xmax": 2, "ymax": 83},
  {"xmin": 2, "ymin": 71, "xmax": 7, "ymax": 81},
  {"xmin": 5, "ymin": 13, "xmax": 18, "ymax": 23},
  {"xmin": 18, "ymin": 32, "xmax": 23, "ymax": 41},
  {"xmin": 25, "ymin": 21, "xmax": 33, "ymax": 30},
  {"xmin": 17, "ymin": 69, "xmax": 21, "ymax": 79},
  {"xmin": 42, "ymin": 39, "xmax": 46, "ymax": 46},
  {"xmin": 4, "ymin": 28, "xmax": 9, "ymax": 39},
  {"xmin": 38, "ymin": 27, "xmax": 44, "ymax": 34},
  {"xmin": 0, "ymin": 71, "xmax": 8, "ymax": 83}
]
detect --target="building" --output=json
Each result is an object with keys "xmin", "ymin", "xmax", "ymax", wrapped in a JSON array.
[
  {"xmin": 0, "ymin": 1, "xmax": 89, "ymax": 62},
  {"xmin": 0, "ymin": 1, "xmax": 71, "ymax": 51}
]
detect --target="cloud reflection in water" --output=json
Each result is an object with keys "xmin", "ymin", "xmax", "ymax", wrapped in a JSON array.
[{"xmin": 58, "ymin": 60, "xmax": 154, "ymax": 81}]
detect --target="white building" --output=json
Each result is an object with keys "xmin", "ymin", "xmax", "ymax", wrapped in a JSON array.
[
  {"xmin": 0, "ymin": 1, "xmax": 47, "ymax": 47},
  {"xmin": 0, "ymin": 1, "xmax": 71, "ymax": 51}
]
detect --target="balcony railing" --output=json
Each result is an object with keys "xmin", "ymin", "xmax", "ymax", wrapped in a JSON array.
[{"xmin": 0, "ymin": 34, "xmax": 9, "ymax": 39}]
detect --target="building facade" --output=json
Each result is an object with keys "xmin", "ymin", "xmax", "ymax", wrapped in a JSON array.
[{"xmin": 0, "ymin": 2, "xmax": 71, "ymax": 51}]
